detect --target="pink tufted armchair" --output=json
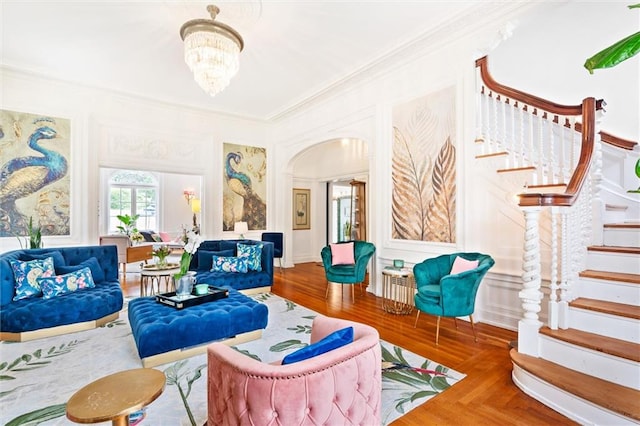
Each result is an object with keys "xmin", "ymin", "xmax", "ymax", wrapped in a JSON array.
[{"xmin": 207, "ymin": 314, "xmax": 382, "ymax": 425}]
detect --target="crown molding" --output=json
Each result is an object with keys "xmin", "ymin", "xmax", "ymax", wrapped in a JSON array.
[{"xmin": 267, "ymin": 1, "xmax": 552, "ymax": 123}]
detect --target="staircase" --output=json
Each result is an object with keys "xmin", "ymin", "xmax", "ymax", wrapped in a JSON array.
[
  {"xmin": 476, "ymin": 56, "xmax": 640, "ymax": 424},
  {"xmin": 512, "ymin": 223, "xmax": 640, "ymax": 425}
]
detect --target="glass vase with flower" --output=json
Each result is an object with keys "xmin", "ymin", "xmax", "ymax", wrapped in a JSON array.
[{"xmin": 174, "ymin": 231, "xmax": 203, "ymax": 298}]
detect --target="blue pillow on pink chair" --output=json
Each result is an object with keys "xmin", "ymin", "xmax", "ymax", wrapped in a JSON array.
[{"xmin": 282, "ymin": 326, "xmax": 354, "ymax": 365}]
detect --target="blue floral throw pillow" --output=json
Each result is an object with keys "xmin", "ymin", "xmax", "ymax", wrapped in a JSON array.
[
  {"xmin": 10, "ymin": 257, "xmax": 56, "ymax": 301},
  {"xmin": 38, "ymin": 267, "xmax": 96, "ymax": 300},
  {"xmin": 237, "ymin": 243, "xmax": 262, "ymax": 272},
  {"xmin": 211, "ymin": 256, "xmax": 249, "ymax": 273}
]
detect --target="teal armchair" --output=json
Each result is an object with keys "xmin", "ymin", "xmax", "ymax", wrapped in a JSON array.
[
  {"xmin": 321, "ymin": 241, "xmax": 376, "ymax": 301},
  {"xmin": 413, "ymin": 252, "xmax": 494, "ymax": 345}
]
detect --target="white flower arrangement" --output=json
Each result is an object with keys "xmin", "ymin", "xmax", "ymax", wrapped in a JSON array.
[{"xmin": 175, "ymin": 231, "xmax": 203, "ymax": 280}]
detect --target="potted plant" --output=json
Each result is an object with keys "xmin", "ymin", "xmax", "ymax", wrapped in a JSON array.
[
  {"xmin": 17, "ymin": 216, "xmax": 42, "ymax": 249},
  {"xmin": 116, "ymin": 214, "xmax": 140, "ymax": 237},
  {"xmin": 152, "ymin": 244, "xmax": 172, "ymax": 268}
]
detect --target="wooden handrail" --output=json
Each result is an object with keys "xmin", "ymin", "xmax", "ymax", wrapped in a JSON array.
[
  {"xmin": 476, "ymin": 56, "xmax": 591, "ymax": 117},
  {"xmin": 476, "ymin": 56, "xmax": 604, "ymax": 208},
  {"xmin": 518, "ymin": 98, "xmax": 596, "ymax": 207},
  {"xmin": 477, "ymin": 56, "xmax": 637, "ymax": 151}
]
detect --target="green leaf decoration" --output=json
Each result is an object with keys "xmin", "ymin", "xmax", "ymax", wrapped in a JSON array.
[
  {"xmin": 5, "ymin": 403, "xmax": 66, "ymax": 426},
  {"xmin": 0, "ymin": 341, "xmax": 82, "ymax": 380},
  {"xmin": 232, "ymin": 347, "xmax": 261, "ymax": 361},
  {"xmin": 269, "ymin": 339, "xmax": 307, "ymax": 352},
  {"xmin": 284, "ymin": 300, "xmax": 297, "ymax": 311},
  {"xmin": 584, "ymin": 30, "xmax": 640, "ymax": 74},
  {"xmin": 287, "ymin": 324, "xmax": 312, "ymax": 334}
]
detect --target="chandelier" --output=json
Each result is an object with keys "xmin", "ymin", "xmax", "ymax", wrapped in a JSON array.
[{"xmin": 180, "ymin": 5, "xmax": 244, "ymax": 97}]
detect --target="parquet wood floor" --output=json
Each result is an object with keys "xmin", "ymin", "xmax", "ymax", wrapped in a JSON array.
[{"xmin": 121, "ymin": 262, "xmax": 576, "ymax": 425}]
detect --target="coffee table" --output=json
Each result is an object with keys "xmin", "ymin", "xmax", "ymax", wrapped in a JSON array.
[
  {"xmin": 140, "ymin": 263, "xmax": 180, "ymax": 296},
  {"xmin": 128, "ymin": 288, "xmax": 268, "ymax": 367},
  {"xmin": 66, "ymin": 368, "xmax": 165, "ymax": 426}
]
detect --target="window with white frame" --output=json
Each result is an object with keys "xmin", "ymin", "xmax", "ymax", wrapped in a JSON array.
[{"xmin": 108, "ymin": 170, "xmax": 158, "ymax": 233}]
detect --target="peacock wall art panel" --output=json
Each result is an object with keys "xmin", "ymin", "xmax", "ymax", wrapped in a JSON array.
[
  {"xmin": 391, "ymin": 86, "xmax": 456, "ymax": 243},
  {"xmin": 222, "ymin": 143, "xmax": 267, "ymax": 231},
  {"xmin": 0, "ymin": 109, "xmax": 70, "ymax": 238}
]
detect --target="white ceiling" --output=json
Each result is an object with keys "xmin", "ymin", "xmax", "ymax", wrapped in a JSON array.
[{"xmin": 2, "ymin": 1, "xmax": 510, "ymax": 121}]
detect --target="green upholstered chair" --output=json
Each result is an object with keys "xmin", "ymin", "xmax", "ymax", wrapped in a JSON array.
[
  {"xmin": 321, "ymin": 241, "xmax": 376, "ymax": 301},
  {"xmin": 413, "ymin": 252, "xmax": 495, "ymax": 345}
]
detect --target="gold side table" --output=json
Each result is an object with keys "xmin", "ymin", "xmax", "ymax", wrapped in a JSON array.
[
  {"xmin": 66, "ymin": 368, "xmax": 165, "ymax": 426},
  {"xmin": 140, "ymin": 263, "xmax": 180, "ymax": 296},
  {"xmin": 381, "ymin": 267, "xmax": 415, "ymax": 315}
]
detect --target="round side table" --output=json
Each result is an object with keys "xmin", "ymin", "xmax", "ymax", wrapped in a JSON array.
[
  {"xmin": 381, "ymin": 267, "xmax": 416, "ymax": 315},
  {"xmin": 66, "ymin": 368, "xmax": 165, "ymax": 426},
  {"xmin": 140, "ymin": 263, "xmax": 180, "ymax": 296}
]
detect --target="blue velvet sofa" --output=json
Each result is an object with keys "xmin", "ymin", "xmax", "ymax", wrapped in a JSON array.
[
  {"xmin": 0, "ymin": 245, "xmax": 123, "ymax": 341},
  {"xmin": 190, "ymin": 239, "xmax": 274, "ymax": 294}
]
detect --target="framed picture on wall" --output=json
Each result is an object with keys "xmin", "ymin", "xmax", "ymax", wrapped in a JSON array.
[{"xmin": 292, "ymin": 188, "xmax": 310, "ymax": 230}]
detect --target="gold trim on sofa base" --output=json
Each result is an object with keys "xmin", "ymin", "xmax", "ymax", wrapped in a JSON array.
[
  {"xmin": 239, "ymin": 286, "xmax": 271, "ymax": 296},
  {"xmin": 141, "ymin": 329, "xmax": 263, "ymax": 368},
  {"xmin": 0, "ymin": 312, "xmax": 120, "ymax": 342}
]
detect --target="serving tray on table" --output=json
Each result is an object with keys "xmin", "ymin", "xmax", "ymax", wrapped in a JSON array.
[{"xmin": 155, "ymin": 285, "xmax": 229, "ymax": 309}]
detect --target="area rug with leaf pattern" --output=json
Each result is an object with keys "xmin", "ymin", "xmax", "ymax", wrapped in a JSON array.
[{"xmin": 1, "ymin": 292, "xmax": 465, "ymax": 425}]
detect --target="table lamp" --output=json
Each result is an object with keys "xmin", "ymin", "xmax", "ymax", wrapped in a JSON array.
[{"xmin": 234, "ymin": 221, "xmax": 248, "ymax": 239}]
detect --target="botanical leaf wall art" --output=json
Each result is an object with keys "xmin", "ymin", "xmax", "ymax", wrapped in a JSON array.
[{"xmin": 392, "ymin": 86, "xmax": 456, "ymax": 242}]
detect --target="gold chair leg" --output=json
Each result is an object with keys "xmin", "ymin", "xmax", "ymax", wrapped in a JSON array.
[
  {"xmin": 351, "ymin": 284, "xmax": 355, "ymax": 301},
  {"xmin": 435, "ymin": 316, "xmax": 441, "ymax": 345},
  {"xmin": 454, "ymin": 317, "xmax": 458, "ymax": 329},
  {"xmin": 325, "ymin": 282, "xmax": 330, "ymax": 299},
  {"xmin": 470, "ymin": 314, "xmax": 478, "ymax": 342},
  {"xmin": 414, "ymin": 311, "xmax": 420, "ymax": 328}
]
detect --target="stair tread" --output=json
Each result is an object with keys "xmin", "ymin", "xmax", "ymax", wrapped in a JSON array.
[
  {"xmin": 580, "ymin": 269, "xmax": 640, "ymax": 284},
  {"xmin": 540, "ymin": 326, "xmax": 640, "ymax": 362},
  {"xmin": 510, "ymin": 348, "xmax": 640, "ymax": 421},
  {"xmin": 604, "ymin": 222, "xmax": 640, "ymax": 229},
  {"xmin": 570, "ymin": 297, "xmax": 640, "ymax": 320},
  {"xmin": 588, "ymin": 245, "xmax": 640, "ymax": 255},
  {"xmin": 497, "ymin": 165, "xmax": 536, "ymax": 173},
  {"xmin": 475, "ymin": 151, "xmax": 508, "ymax": 159}
]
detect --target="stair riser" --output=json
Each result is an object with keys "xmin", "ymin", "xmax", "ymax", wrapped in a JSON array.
[
  {"xmin": 587, "ymin": 252, "xmax": 640, "ymax": 275},
  {"xmin": 577, "ymin": 278, "xmax": 640, "ymax": 306},
  {"xmin": 603, "ymin": 228, "xmax": 640, "ymax": 248},
  {"xmin": 512, "ymin": 365, "xmax": 639, "ymax": 425},
  {"xmin": 540, "ymin": 336, "xmax": 640, "ymax": 390},
  {"xmin": 569, "ymin": 307, "xmax": 640, "ymax": 344}
]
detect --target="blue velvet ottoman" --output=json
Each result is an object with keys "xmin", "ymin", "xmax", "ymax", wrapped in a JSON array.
[{"xmin": 128, "ymin": 289, "xmax": 268, "ymax": 367}]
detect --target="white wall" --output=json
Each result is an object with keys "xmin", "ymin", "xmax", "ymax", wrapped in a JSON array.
[
  {"xmin": 273, "ymin": 2, "xmax": 638, "ymax": 329},
  {"xmin": 0, "ymin": 69, "xmax": 270, "ymax": 252}
]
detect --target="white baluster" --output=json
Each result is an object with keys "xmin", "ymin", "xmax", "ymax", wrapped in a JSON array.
[
  {"xmin": 502, "ymin": 97, "xmax": 509, "ymax": 168},
  {"xmin": 591, "ymin": 132, "xmax": 604, "ymax": 245},
  {"xmin": 559, "ymin": 207, "xmax": 570, "ymax": 329},
  {"xmin": 519, "ymin": 102, "xmax": 526, "ymax": 168},
  {"xmin": 548, "ymin": 115, "xmax": 555, "ymax": 185},
  {"xmin": 548, "ymin": 207, "xmax": 560, "ymax": 329},
  {"xmin": 528, "ymin": 106, "xmax": 535, "ymax": 183},
  {"xmin": 519, "ymin": 206, "xmax": 543, "ymax": 356},
  {"xmin": 493, "ymin": 94, "xmax": 500, "ymax": 159}
]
